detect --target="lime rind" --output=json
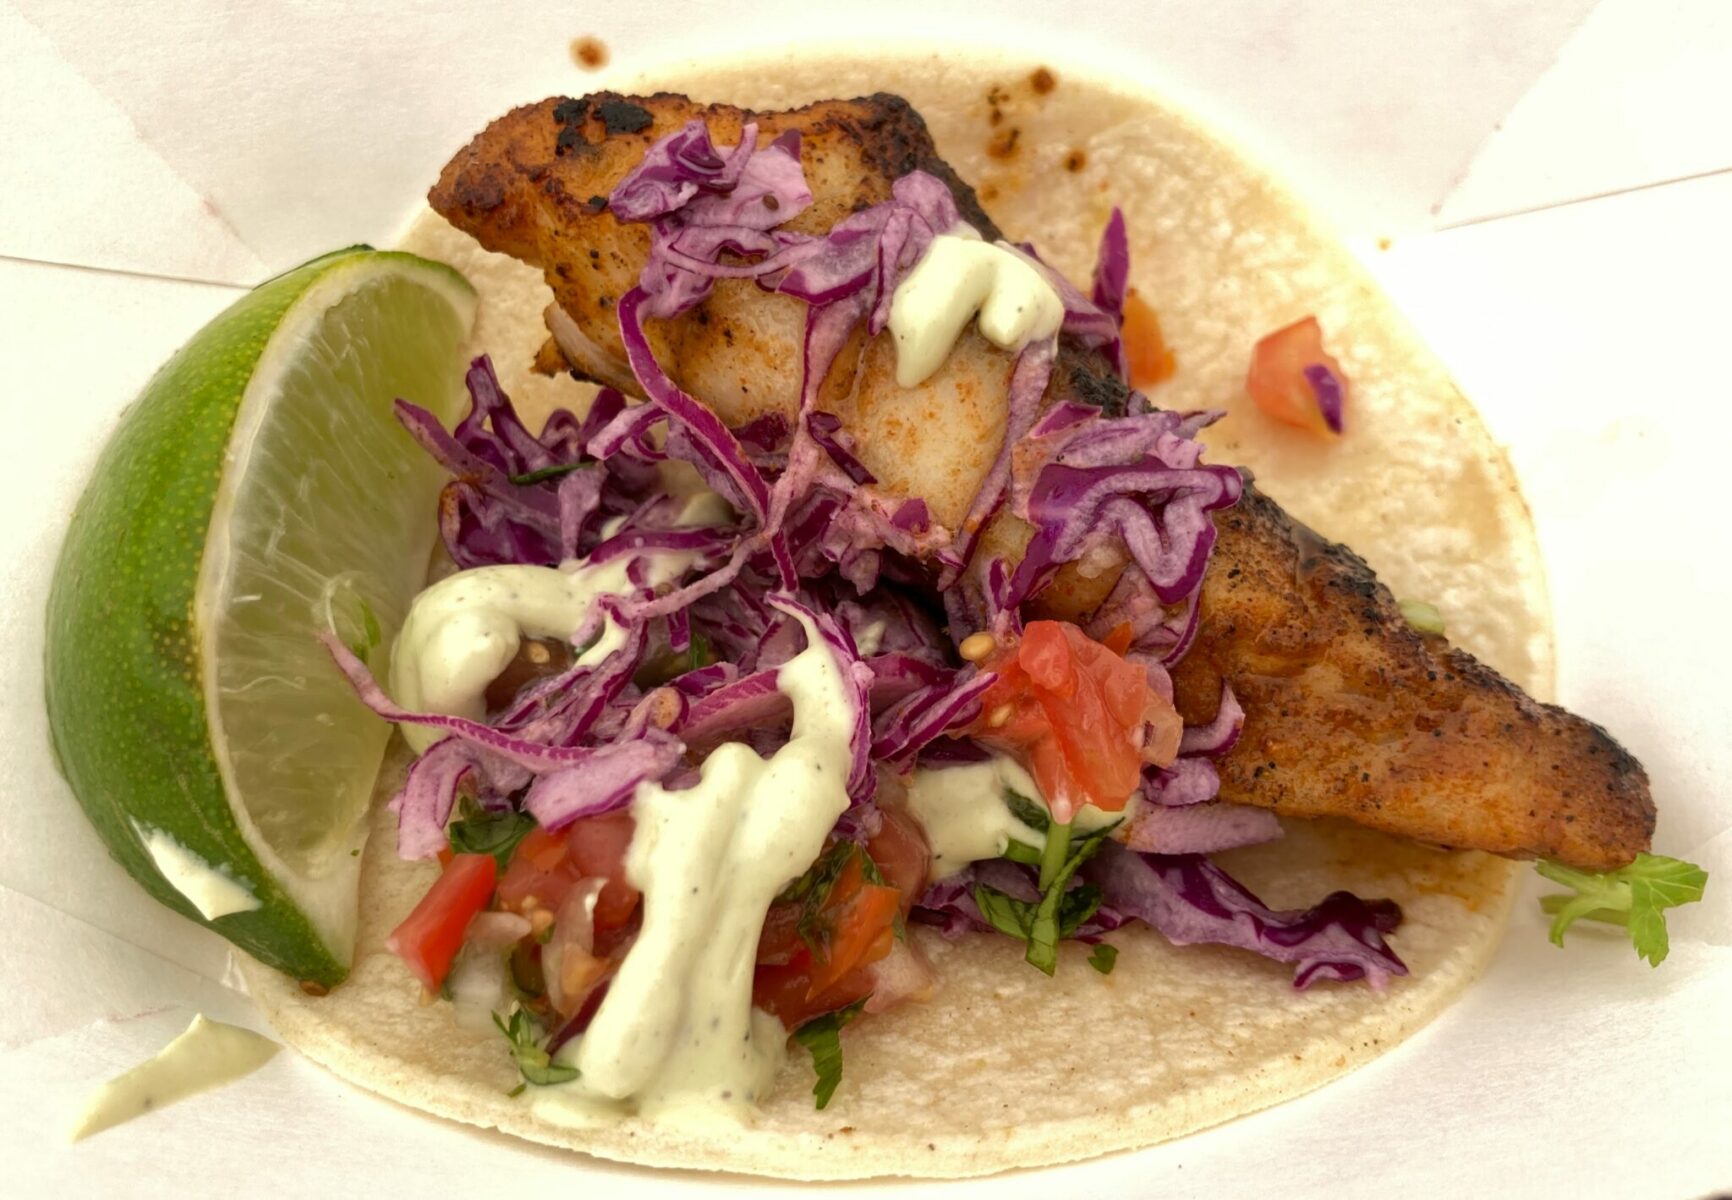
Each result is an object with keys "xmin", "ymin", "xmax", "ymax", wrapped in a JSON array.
[{"xmin": 46, "ymin": 249, "xmax": 476, "ymax": 986}]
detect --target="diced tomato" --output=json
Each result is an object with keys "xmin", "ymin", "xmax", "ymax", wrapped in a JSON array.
[
  {"xmin": 965, "ymin": 620, "xmax": 1178, "ymax": 823},
  {"xmin": 561, "ymin": 813, "xmax": 640, "ymax": 931},
  {"xmin": 752, "ymin": 845, "xmax": 906, "ymax": 1028},
  {"xmin": 805, "ymin": 855, "xmax": 901, "ymax": 997},
  {"xmin": 1246, "ymin": 315, "xmax": 1348, "ymax": 436},
  {"xmin": 753, "ymin": 960, "xmax": 877, "ymax": 1029},
  {"xmin": 386, "ymin": 853, "xmax": 497, "ymax": 993},
  {"xmin": 866, "ymin": 806, "xmax": 931, "ymax": 913},
  {"xmin": 497, "ymin": 812, "xmax": 641, "ymax": 954},
  {"xmin": 1121, "ymin": 289, "xmax": 1176, "ymax": 388},
  {"xmin": 756, "ymin": 901, "xmax": 807, "ymax": 967}
]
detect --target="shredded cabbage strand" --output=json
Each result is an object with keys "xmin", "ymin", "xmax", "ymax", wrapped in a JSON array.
[{"xmin": 328, "ymin": 118, "xmax": 1405, "ymax": 988}]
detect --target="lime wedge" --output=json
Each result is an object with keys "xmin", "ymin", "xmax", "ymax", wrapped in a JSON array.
[{"xmin": 46, "ymin": 248, "xmax": 477, "ymax": 987}]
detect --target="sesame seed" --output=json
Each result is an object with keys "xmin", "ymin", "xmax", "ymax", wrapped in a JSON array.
[{"xmin": 959, "ymin": 632, "xmax": 997, "ymax": 662}]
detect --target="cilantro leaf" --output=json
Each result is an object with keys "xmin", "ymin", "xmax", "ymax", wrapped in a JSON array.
[
  {"xmin": 492, "ymin": 1009, "xmax": 578, "ymax": 1095},
  {"xmin": 682, "ymin": 632, "xmax": 716, "ymax": 675},
  {"xmin": 1037, "ymin": 817, "xmax": 1074, "ymax": 891},
  {"xmin": 975, "ymin": 819, "xmax": 1120, "ymax": 976},
  {"xmin": 1057, "ymin": 882, "xmax": 1104, "ymax": 939},
  {"xmin": 972, "ymin": 885, "xmax": 1037, "ymax": 940},
  {"xmin": 1088, "ymin": 943, "xmax": 1119, "ymax": 974},
  {"xmin": 1536, "ymin": 853, "xmax": 1708, "ymax": 966},
  {"xmin": 1027, "ymin": 822, "xmax": 1119, "ymax": 974},
  {"xmin": 447, "ymin": 801, "xmax": 536, "ymax": 869},
  {"xmin": 339, "ymin": 597, "xmax": 384, "ymax": 663},
  {"xmin": 793, "ymin": 999, "xmax": 866, "ymax": 1110},
  {"xmin": 1003, "ymin": 788, "xmax": 1050, "ymax": 834}
]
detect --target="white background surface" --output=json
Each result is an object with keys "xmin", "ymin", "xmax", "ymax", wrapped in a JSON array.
[{"xmin": 2, "ymin": 1, "xmax": 1729, "ymax": 1196}]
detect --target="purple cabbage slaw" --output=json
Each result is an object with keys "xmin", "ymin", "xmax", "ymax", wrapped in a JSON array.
[{"xmin": 331, "ymin": 118, "xmax": 1406, "ymax": 991}]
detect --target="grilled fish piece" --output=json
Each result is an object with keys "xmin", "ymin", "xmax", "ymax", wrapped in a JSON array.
[
  {"xmin": 430, "ymin": 92, "xmax": 1654, "ymax": 872},
  {"xmin": 1169, "ymin": 487, "xmax": 1650, "ymax": 870},
  {"xmin": 430, "ymin": 93, "xmax": 1128, "ymax": 539}
]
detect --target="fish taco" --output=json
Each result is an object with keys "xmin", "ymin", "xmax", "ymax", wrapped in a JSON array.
[{"xmin": 51, "ymin": 46, "xmax": 1699, "ymax": 1180}]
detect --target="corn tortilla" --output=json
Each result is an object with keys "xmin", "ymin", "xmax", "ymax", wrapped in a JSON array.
[{"xmin": 241, "ymin": 44, "xmax": 1541, "ymax": 1179}]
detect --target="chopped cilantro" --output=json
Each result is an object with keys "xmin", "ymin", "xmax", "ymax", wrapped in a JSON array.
[
  {"xmin": 359, "ymin": 599, "xmax": 381, "ymax": 653},
  {"xmin": 681, "ymin": 632, "xmax": 716, "ymax": 674},
  {"xmin": 1088, "ymin": 943, "xmax": 1119, "ymax": 974},
  {"xmin": 340, "ymin": 597, "xmax": 383, "ymax": 663},
  {"xmin": 508, "ymin": 461, "xmax": 589, "ymax": 486},
  {"xmin": 447, "ymin": 800, "xmax": 536, "ymax": 869},
  {"xmin": 793, "ymin": 999, "xmax": 866, "ymax": 1109},
  {"xmin": 1037, "ymin": 818, "xmax": 1073, "ymax": 891},
  {"xmin": 1003, "ymin": 788, "xmax": 1050, "ymax": 834},
  {"xmin": 633, "ymin": 632, "xmax": 717, "ymax": 689},
  {"xmin": 1537, "ymin": 854, "xmax": 1708, "ymax": 966},
  {"xmin": 492, "ymin": 1009, "xmax": 578, "ymax": 1096},
  {"xmin": 975, "ymin": 819, "xmax": 1119, "ymax": 976},
  {"xmin": 972, "ymin": 885, "xmax": 1038, "ymax": 941}
]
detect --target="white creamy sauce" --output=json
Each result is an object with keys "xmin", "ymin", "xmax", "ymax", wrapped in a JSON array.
[
  {"xmin": 532, "ymin": 612, "xmax": 854, "ymax": 1129},
  {"xmin": 389, "ymin": 550, "xmax": 695, "ymax": 753},
  {"xmin": 132, "ymin": 822, "xmax": 260, "ymax": 920},
  {"xmin": 69, "ymin": 1014, "xmax": 278, "ymax": 1141},
  {"xmin": 853, "ymin": 617, "xmax": 888, "ymax": 657},
  {"xmin": 887, "ymin": 225, "xmax": 1065, "ymax": 388},
  {"xmin": 907, "ymin": 757, "xmax": 1133, "ymax": 883}
]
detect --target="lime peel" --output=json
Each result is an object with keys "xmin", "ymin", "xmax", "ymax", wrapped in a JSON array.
[{"xmin": 46, "ymin": 248, "xmax": 476, "ymax": 986}]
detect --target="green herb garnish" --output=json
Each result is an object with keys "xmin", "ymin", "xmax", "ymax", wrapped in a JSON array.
[
  {"xmin": 492, "ymin": 1008, "xmax": 578, "ymax": 1096},
  {"xmin": 681, "ymin": 632, "xmax": 715, "ymax": 674},
  {"xmin": 339, "ymin": 597, "xmax": 384, "ymax": 663},
  {"xmin": 508, "ymin": 461, "xmax": 590, "ymax": 486},
  {"xmin": 1037, "ymin": 819, "xmax": 1073, "ymax": 891},
  {"xmin": 1088, "ymin": 943, "xmax": 1119, "ymax": 974},
  {"xmin": 1003, "ymin": 788, "xmax": 1051, "ymax": 834},
  {"xmin": 974, "ymin": 818, "xmax": 1119, "ymax": 976},
  {"xmin": 793, "ymin": 999, "xmax": 867, "ymax": 1110},
  {"xmin": 447, "ymin": 800, "xmax": 536, "ymax": 869},
  {"xmin": 632, "ymin": 632, "xmax": 717, "ymax": 689},
  {"xmin": 973, "ymin": 885, "xmax": 1038, "ymax": 941},
  {"xmin": 1537, "ymin": 854, "xmax": 1708, "ymax": 966}
]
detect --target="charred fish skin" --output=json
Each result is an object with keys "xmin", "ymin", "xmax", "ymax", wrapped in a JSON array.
[
  {"xmin": 1169, "ymin": 482, "xmax": 1654, "ymax": 873},
  {"xmin": 429, "ymin": 91, "xmax": 1655, "ymax": 873}
]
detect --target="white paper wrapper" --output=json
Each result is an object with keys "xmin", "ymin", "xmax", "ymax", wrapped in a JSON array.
[{"xmin": 3, "ymin": 2, "xmax": 1729, "ymax": 1195}]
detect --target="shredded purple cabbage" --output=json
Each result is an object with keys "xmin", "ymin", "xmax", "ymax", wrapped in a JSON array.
[
  {"xmin": 1304, "ymin": 363, "xmax": 1347, "ymax": 435},
  {"xmin": 1119, "ymin": 802, "xmax": 1284, "ymax": 855},
  {"xmin": 334, "ymin": 118, "xmax": 1411, "ymax": 990},
  {"xmin": 1082, "ymin": 844, "xmax": 1408, "ymax": 988},
  {"xmin": 1087, "ymin": 209, "xmax": 1131, "ymax": 381}
]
